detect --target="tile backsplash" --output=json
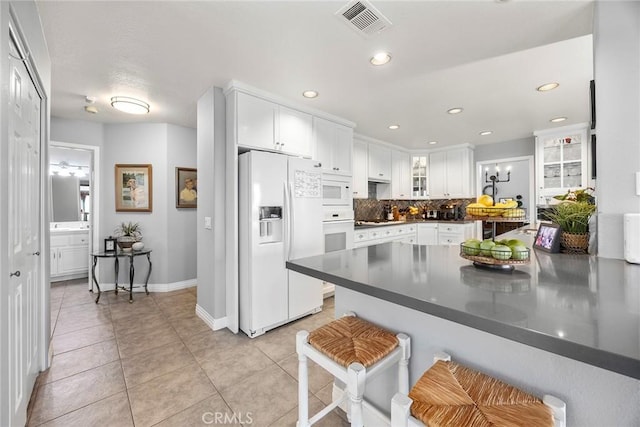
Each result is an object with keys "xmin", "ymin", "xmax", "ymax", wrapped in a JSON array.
[{"xmin": 354, "ymin": 197, "xmax": 474, "ymax": 221}]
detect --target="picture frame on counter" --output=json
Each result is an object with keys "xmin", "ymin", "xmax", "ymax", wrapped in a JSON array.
[
  {"xmin": 533, "ymin": 223, "xmax": 561, "ymax": 253},
  {"xmin": 104, "ymin": 237, "xmax": 117, "ymax": 253}
]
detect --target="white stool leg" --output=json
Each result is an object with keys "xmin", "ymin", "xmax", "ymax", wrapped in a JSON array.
[
  {"xmin": 391, "ymin": 393, "xmax": 412, "ymax": 427},
  {"xmin": 347, "ymin": 362, "xmax": 366, "ymax": 427},
  {"xmin": 397, "ymin": 333, "xmax": 411, "ymax": 394},
  {"xmin": 543, "ymin": 394, "xmax": 566, "ymax": 427},
  {"xmin": 296, "ymin": 331, "xmax": 310, "ymax": 427}
]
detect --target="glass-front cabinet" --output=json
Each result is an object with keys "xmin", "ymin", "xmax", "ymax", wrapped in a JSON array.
[
  {"xmin": 534, "ymin": 123, "xmax": 590, "ymax": 202},
  {"xmin": 411, "ymin": 155, "xmax": 428, "ymax": 198}
]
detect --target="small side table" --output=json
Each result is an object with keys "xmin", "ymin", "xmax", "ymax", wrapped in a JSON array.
[{"xmin": 91, "ymin": 249, "xmax": 152, "ymax": 303}]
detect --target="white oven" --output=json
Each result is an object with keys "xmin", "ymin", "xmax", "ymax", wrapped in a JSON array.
[
  {"xmin": 322, "ymin": 174, "xmax": 353, "ymax": 207},
  {"xmin": 322, "ymin": 219, "xmax": 354, "ymax": 297}
]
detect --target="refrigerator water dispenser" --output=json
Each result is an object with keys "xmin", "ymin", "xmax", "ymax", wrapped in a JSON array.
[{"xmin": 258, "ymin": 206, "xmax": 283, "ymax": 243}]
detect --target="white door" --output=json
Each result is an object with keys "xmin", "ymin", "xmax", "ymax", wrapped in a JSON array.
[{"xmin": 4, "ymin": 33, "xmax": 43, "ymax": 427}]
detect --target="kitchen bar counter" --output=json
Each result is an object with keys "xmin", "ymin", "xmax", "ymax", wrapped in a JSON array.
[
  {"xmin": 286, "ymin": 231, "xmax": 640, "ymax": 425},
  {"xmin": 354, "ymin": 219, "xmax": 477, "ymax": 229}
]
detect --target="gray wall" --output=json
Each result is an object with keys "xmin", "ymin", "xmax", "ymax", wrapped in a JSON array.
[
  {"xmin": 473, "ymin": 137, "xmax": 535, "ymax": 162},
  {"xmin": 594, "ymin": 1, "xmax": 640, "ymax": 259},
  {"xmin": 481, "ymin": 159, "xmax": 530, "ymax": 212},
  {"xmin": 50, "ymin": 117, "xmax": 104, "ymax": 147},
  {"xmin": 197, "ymin": 87, "xmax": 227, "ymax": 321},
  {"xmin": 167, "ymin": 124, "xmax": 197, "ymax": 283}
]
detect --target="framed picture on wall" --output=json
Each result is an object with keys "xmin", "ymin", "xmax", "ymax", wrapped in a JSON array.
[
  {"xmin": 115, "ymin": 164, "xmax": 153, "ymax": 212},
  {"xmin": 176, "ymin": 167, "xmax": 197, "ymax": 208}
]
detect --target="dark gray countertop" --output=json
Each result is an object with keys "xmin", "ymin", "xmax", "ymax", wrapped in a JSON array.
[
  {"xmin": 286, "ymin": 231, "xmax": 640, "ymax": 379},
  {"xmin": 354, "ymin": 219, "xmax": 476, "ymax": 230}
]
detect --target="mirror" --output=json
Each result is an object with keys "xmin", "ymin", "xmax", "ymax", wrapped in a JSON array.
[{"xmin": 49, "ymin": 145, "xmax": 92, "ymax": 223}]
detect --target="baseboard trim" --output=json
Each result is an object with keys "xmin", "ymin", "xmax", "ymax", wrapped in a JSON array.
[
  {"xmin": 196, "ymin": 304, "xmax": 228, "ymax": 331},
  {"xmin": 92, "ymin": 279, "xmax": 197, "ymax": 293}
]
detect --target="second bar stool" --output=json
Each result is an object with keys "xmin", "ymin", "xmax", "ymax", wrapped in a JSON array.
[{"xmin": 296, "ymin": 313, "xmax": 411, "ymax": 427}]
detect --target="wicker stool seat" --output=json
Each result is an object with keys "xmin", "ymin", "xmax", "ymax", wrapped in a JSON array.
[
  {"xmin": 297, "ymin": 313, "xmax": 411, "ymax": 427},
  {"xmin": 391, "ymin": 353, "xmax": 566, "ymax": 427},
  {"xmin": 309, "ymin": 315, "xmax": 400, "ymax": 368}
]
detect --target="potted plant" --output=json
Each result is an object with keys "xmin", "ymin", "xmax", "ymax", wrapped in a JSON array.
[
  {"xmin": 544, "ymin": 201, "xmax": 596, "ymax": 253},
  {"xmin": 114, "ymin": 221, "xmax": 142, "ymax": 250}
]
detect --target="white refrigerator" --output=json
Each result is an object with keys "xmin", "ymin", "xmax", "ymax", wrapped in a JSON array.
[{"xmin": 239, "ymin": 151, "xmax": 324, "ymax": 337}]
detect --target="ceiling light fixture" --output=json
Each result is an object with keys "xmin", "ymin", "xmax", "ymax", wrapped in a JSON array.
[
  {"xmin": 550, "ymin": 116, "xmax": 567, "ymax": 123},
  {"xmin": 84, "ymin": 105, "xmax": 98, "ymax": 114},
  {"xmin": 302, "ymin": 90, "xmax": 318, "ymax": 98},
  {"xmin": 479, "ymin": 131, "xmax": 493, "ymax": 136},
  {"xmin": 447, "ymin": 107, "xmax": 463, "ymax": 114},
  {"xmin": 428, "ymin": 141, "xmax": 438, "ymax": 145},
  {"xmin": 370, "ymin": 51, "xmax": 391, "ymax": 66},
  {"xmin": 388, "ymin": 124, "xmax": 400, "ymax": 130},
  {"xmin": 537, "ymin": 82, "xmax": 559, "ymax": 92},
  {"xmin": 110, "ymin": 96, "xmax": 150, "ymax": 114}
]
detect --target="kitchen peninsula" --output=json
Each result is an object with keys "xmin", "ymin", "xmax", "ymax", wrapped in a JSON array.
[{"xmin": 286, "ymin": 231, "xmax": 640, "ymax": 426}]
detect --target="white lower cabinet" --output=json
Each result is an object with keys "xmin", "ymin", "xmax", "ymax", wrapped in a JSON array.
[
  {"xmin": 417, "ymin": 223, "xmax": 439, "ymax": 245},
  {"xmin": 353, "ymin": 224, "xmax": 417, "ymax": 248},
  {"xmin": 437, "ymin": 223, "xmax": 476, "ymax": 245},
  {"xmin": 50, "ymin": 231, "xmax": 89, "ymax": 280}
]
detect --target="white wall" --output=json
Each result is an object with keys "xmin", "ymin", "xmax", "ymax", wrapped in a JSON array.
[
  {"xmin": 50, "ymin": 117, "xmax": 104, "ymax": 147},
  {"xmin": 474, "ymin": 137, "xmax": 535, "ymax": 162},
  {"xmin": 594, "ymin": 1, "xmax": 640, "ymax": 259}
]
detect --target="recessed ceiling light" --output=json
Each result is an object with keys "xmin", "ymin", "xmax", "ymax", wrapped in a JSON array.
[
  {"xmin": 428, "ymin": 141, "xmax": 438, "ymax": 145},
  {"xmin": 370, "ymin": 52, "xmax": 392, "ymax": 66},
  {"xmin": 110, "ymin": 96, "xmax": 150, "ymax": 114},
  {"xmin": 550, "ymin": 116, "xmax": 567, "ymax": 123},
  {"xmin": 537, "ymin": 82, "xmax": 559, "ymax": 92},
  {"xmin": 388, "ymin": 124, "xmax": 400, "ymax": 130},
  {"xmin": 302, "ymin": 90, "xmax": 318, "ymax": 98},
  {"xmin": 447, "ymin": 107, "xmax": 463, "ymax": 114},
  {"xmin": 479, "ymin": 131, "xmax": 493, "ymax": 136}
]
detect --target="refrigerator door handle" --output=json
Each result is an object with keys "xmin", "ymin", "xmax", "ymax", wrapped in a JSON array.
[{"xmin": 284, "ymin": 181, "xmax": 292, "ymax": 261}]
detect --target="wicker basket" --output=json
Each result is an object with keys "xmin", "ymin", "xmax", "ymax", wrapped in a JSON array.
[{"xmin": 560, "ymin": 232, "xmax": 589, "ymax": 253}]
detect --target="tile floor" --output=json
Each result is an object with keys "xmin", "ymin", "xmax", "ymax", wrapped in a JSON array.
[{"xmin": 28, "ymin": 279, "xmax": 348, "ymax": 426}]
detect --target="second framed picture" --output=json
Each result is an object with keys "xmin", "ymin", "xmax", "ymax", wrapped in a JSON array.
[{"xmin": 176, "ymin": 167, "xmax": 197, "ymax": 208}]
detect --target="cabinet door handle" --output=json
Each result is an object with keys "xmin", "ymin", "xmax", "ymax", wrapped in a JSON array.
[
  {"xmin": 10, "ymin": 270, "xmax": 20, "ymax": 278},
  {"xmin": 32, "ymin": 251, "xmax": 40, "ymax": 256},
  {"xmin": 314, "ymin": 163, "xmax": 322, "ymax": 168},
  {"xmin": 379, "ymin": 173, "xmax": 384, "ymax": 176}
]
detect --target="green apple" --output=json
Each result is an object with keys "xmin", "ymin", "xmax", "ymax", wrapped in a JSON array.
[
  {"xmin": 507, "ymin": 239, "xmax": 527, "ymax": 248},
  {"xmin": 462, "ymin": 239, "xmax": 481, "ymax": 256},
  {"xmin": 491, "ymin": 245, "xmax": 513, "ymax": 260},
  {"xmin": 510, "ymin": 245, "xmax": 529, "ymax": 260},
  {"xmin": 480, "ymin": 240, "xmax": 496, "ymax": 256}
]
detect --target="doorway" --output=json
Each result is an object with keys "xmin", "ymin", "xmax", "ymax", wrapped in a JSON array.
[
  {"xmin": 476, "ymin": 156, "xmax": 535, "ymax": 239},
  {"xmin": 49, "ymin": 142, "xmax": 100, "ymax": 291}
]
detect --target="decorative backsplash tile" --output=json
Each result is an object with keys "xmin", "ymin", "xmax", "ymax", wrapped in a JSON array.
[{"xmin": 354, "ymin": 197, "xmax": 475, "ymax": 221}]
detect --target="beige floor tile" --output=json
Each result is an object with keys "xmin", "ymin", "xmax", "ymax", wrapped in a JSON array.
[
  {"xmin": 116, "ymin": 324, "xmax": 181, "ymax": 359},
  {"xmin": 154, "ymin": 291, "xmax": 196, "ymax": 307},
  {"xmin": 183, "ymin": 328, "xmax": 252, "ymax": 362},
  {"xmin": 109, "ymin": 296, "xmax": 158, "ymax": 321},
  {"xmin": 41, "ymin": 339, "xmax": 120, "ymax": 384},
  {"xmin": 200, "ymin": 344, "xmax": 275, "ymax": 391},
  {"xmin": 112, "ymin": 311, "xmax": 171, "ymax": 338},
  {"xmin": 170, "ymin": 312, "xmax": 212, "ymax": 339},
  {"xmin": 121, "ymin": 341, "xmax": 196, "ymax": 388},
  {"xmin": 269, "ymin": 394, "xmax": 349, "ymax": 427},
  {"xmin": 252, "ymin": 325, "xmax": 300, "ymax": 363},
  {"xmin": 314, "ymin": 382, "xmax": 336, "ymax": 406},
  {"xmin": 159, "ymin": 303, "xmax": 199, "ymax": 321},
  {"xmin": 151, "ymin": 288, "xmax": 193, "ymax": 300},
  {"xmin": 38, "ymin": 391, "xmax": 133, "ymax": 427},
  {"xmin": 29, "ymin": 360, "xmax": 125, "ymax": 425},
  {"xmin": 279, "ymin": 353, "xmax": 334, "ymax": 394},
  {"xmin": 53, "ymin": 305, "xmax": 112, "ymax": 336},
  {"xmin": 221, "ymin": 364, "xmax": 299, "ymax": 427},
  {"xmin": 51, "ymin": 323, "xmax": 115, "ymax": 355},
  {"xmin": 127, "ymin": 363, "xmax": 216, "ymax": 427},
  {"xmin": 153, "ymin": 394, "xmax": 241, "ymax": 427},
  {"xmin": 60, "ymin": 287, "xmax": 105, "ymax": 308}
]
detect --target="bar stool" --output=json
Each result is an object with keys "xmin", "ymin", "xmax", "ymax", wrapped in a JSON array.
[
  {"xmin": 296, "ymin": 313, "xmax": 411, "ymax": 427},
  {"xmin": 391, "ymin": 352, "xmax": 566, "ymax": 427}
]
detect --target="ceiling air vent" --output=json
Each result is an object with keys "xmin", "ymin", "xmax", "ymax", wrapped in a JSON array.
[{"xmin": 336, "ymin": 0, "xmax": 392, "ymax": 37}]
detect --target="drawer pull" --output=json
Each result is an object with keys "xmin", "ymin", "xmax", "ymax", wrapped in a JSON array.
[{"xmin": 10, "ymin": 270, "xmax": 20, "ymax": 278}]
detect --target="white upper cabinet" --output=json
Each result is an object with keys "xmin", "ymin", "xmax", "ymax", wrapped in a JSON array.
[
  {"xmin": 391, "ymin": 150, "xmax": 412, "ymax": 199},
  {"xmin": 313, "ymin": 117, "xmax": 353, "ymax": 175},
  {"xmin": 235, "ymin": 92, "xmax": 312, "ymax": 158},
  {"xmin": 368, "ymin": 144, "xmax": 392, "ymax": 182},
  {"xmin": 428, "ymin": 147, "xmax": 473, "ymax": 198},
  {"xmin": 534, "ymin": 123, "xmax": 589, "ymax": 203},
  {"xmin": 352, "ymin": 139, "xmax": 368, "ymax": 199},
  {"xmin": 411, "ymin": 155, "xmax": 429, "ymax": 198}
]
